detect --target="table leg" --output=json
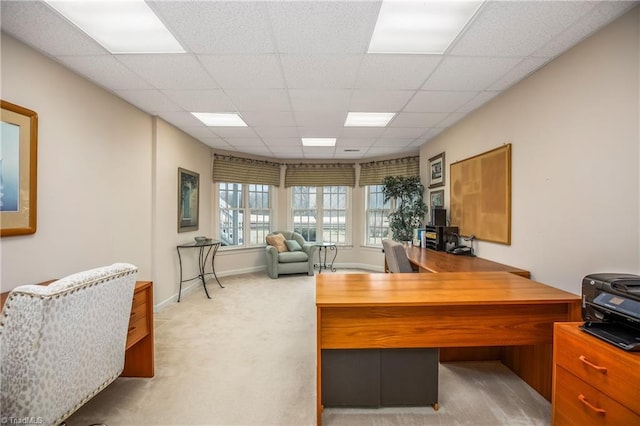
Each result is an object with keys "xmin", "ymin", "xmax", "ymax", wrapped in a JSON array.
[
  {"xmin": 177, "ymin": 247, "xmax": 184, "ymax": 302},
  {"xmin": 317, "ymin": 246, "xmax": 323, "ymax": 274},
  {"xmin": 207, "ymin": 243, "xmax": 224, "ymax": 288},
  {"xmin": 199, "ymin": 246, "xmax": 212, "ymax": 299}
]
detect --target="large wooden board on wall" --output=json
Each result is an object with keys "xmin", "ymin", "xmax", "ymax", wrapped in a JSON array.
[{"xmin": 450, "ymin": 144, "xmax": 511, "ymax": 244}]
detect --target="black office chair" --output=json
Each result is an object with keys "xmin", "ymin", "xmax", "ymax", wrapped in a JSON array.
[{"xmin": 382, "ymin": 239, "xmax": 416, "ymax": 273}]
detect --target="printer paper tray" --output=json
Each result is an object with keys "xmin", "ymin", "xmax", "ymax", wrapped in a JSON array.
[{"xmin": 580, "ymin": 322, "xmax": 640, "ymax": 352}]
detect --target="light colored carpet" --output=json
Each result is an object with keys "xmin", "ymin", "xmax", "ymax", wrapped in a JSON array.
[{"xmin": 65, "ymin": 270, "xmax": 550, "ymax": 426}]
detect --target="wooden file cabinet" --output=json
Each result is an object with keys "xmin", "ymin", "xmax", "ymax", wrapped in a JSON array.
[
  {"xmin": 552, "ymin": 323, "xmax": 640, "ymax": 425},
  {"xmin": 121, "ymin": 280, "xmax": 155, "ymax": 377}
]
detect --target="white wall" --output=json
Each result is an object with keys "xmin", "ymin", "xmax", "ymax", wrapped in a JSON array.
[
  {"xmin": 420, "ymin": 7, "xmax": 640, "ymax": 294},
  {"xmin": 1, "ymin": 35, "xmax": 153, "ymax": 290}
]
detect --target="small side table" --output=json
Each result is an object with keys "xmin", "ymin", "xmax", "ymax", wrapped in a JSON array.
[
  {"xmin": 176, "ymin": 239, "xmax": 224, "ymax": 302},
  {"xmin": 314, "ymin": 242, "xmax": 337, "ymax": 273}
]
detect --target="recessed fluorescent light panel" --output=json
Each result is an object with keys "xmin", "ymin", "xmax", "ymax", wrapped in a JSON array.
[
  {"xmin": 345, "ymin": 112, "xmax": 396, "ymax": 127},
  {"xmin": 301, "ymin": 138, "xmax": 336, "ymax": 147},
  {"xmin": 44, "ymin": 0, "xmax": 185, "ymax": 54},
  {"xmin": 368, "ymin": 0, "xmax": 484, "ymax": 54},
  {"xmin": 192, "ymin": 113, "xmax": 248, "ymax": 127}
]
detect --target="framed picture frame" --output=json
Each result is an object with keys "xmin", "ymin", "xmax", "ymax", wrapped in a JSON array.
[
  {"xmin": 1, "ymin": 100, "xmax": 38, "ymax": 237},
  {"xmin": 428, "ymin": 152, "xmax": 445, "ymax": 188},
  {"xmin": 178, "ymin": 167, "xmax": 199, "ymax": 233},
  {"xmin": 430, "ymin": 189, "xmax": 444, "ymax": 209}
]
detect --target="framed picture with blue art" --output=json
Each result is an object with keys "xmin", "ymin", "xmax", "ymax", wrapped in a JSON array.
[
  {"xmin": 178, "ymin": 167, "xmax": 199, "ymax": 232},
  {"xmin": 1, "ymin": 100, "xmax": 38, "ymax": 237}
]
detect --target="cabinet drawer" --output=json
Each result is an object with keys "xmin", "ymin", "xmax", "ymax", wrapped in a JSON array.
[
  {"xmin": 553, "ymin": 366, "xmax": 639, "ymax": 425},
  {"xmin": 554, "ymin": 325, "xmax": 640, "ymax": 412},
  {"xmin": 126, "ymin": 314, "xmax": 149, "ymax": 349},
  {"xmin": 131, "ymin": 289, "xmax": 147, "ymax": 308},
  {"xmin": 129, "ymin": 299, "xmax": 147, "ymax": 325}
]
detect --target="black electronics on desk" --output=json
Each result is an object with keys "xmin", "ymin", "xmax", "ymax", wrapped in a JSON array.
[
  {"xmin": 580, "ymin": 273, "xmax": 640, "ymax": 351},
  {"xmin": 424, "ymin": 225, "xmax": 458, "ymax": 252}
]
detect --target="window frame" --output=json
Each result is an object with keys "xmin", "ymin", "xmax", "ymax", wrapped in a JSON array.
[
  {"xmin": 217, "ymin": 182, "xmax": 273, "ymax": 248},
  {"xmin": 364, "ymin": 184, "xmax": 394, "ymax": 247},
  {"xmin": 290, "ymin": 185, "xmax": 351, "ymax": 245}
]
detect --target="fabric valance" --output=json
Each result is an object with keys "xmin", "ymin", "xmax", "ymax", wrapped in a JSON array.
[
  {"xmin": 284, "ymin": 163, "xmax": 356, "ymax": 188},
  {"xmin": 212, "ymin": 154, "xmax": 281, "ymax": 187},
  {"xmin": 359, "ymin": 156, "xmax": 420, "ymax": 186}
]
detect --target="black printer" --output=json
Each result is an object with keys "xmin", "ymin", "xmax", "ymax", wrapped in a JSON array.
[{"xmin": 581, "ymin": 273, "xmax": 640, "ymax": 351}]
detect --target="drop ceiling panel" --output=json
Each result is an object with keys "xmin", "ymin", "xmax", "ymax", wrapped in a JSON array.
[
  {"xmin": 58, "ymin": 55, "xmax": 154, "ymax": 90},
  {"xmin": 267, "ymin": 1, "xmax": 381, "ymax": 54},
  {"xmin": 116, "ymin": 55, "xmax": 217, "ymax": 90},
  {"xmin": 294, "ymin": 111, "xmax": 346, "ymax": 127},
  {"xmin": 199, "ymin": 55, "xmax": 286, "ymax": 89},
  {"xmin": 381, "ymin": 127, "xmax": 427, "ymax": 139},
  {"xmin": 355, "ymin": 55, "xmax": 443, "ymax": 89},
  {"xmin": 450, "ymin": 1, "xmax": 597, "ymax": 57},
  {"xmin": 161, "ymin": 89, "xmax": 235, "ymax": 112},
  {"xmin": 115, "ymin": 90, "xmax": 179, "ymax": 113},
  {"xmin": 404, "ymin": 91, "xmax": 480, "ymax": 113},
  {"xmin": 288, "ymin": 89, "xmax": 351, "ymax": 112},
  {"xmin": 242, "ymin": 112, "xmax": 296, "ymax": 128},
  {"xmin": 280, "ymin": 54, "xmax": 362, "ymax": 88},
  {"xmin": 150, "ymin": 1, "xmax": 275, "ymax": 54},
  {"xmin": 422, "ymin": 56, "xmax": 523, "ymax": 91},
  {"xmin": 253, "ymin": 126, "xmax": 299, "ymax": 138},
  {"xmin": 390, "ymin": 113, "xmax": 449, "ymax": 128},
  {"xmin": 225, "ymin": 89, "xmax": 291, "ymax": 111},
  {"xmin": 211, "ymin": 127, "xmax": 258, "ymax": 138},
  {"xmin": 348, "ymin": 90, "xmax": 415, "ymax": 112}
]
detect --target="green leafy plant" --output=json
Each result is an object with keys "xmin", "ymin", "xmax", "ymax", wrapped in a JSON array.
[{"xmin": 381, "ymin": 176, "xmax": 427, "ymax": 242}]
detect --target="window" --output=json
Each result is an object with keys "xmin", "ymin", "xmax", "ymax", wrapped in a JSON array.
[
  {"xmin": 292, "ymin": 186, "xmax": 348, "ymax": 244},
  {"xmin": 365, "ymin": 185, "xmax": 392, "ymax": 246},
  {"xmin": 219, "ymin": 183, "xmax": 271, "ymax": 247}
]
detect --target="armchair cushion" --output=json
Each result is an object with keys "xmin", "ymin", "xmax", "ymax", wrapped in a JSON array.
[
  {"xmin": 266, "ymin": 233, "xmax": 288, "ymax": 253},
  {"xmin": 285, "ymin": 239, "xmax": 303, "ymax": 252},
  {"xmin": 278, "ymin": 251, "xmax": 309, "ymax": 263}
]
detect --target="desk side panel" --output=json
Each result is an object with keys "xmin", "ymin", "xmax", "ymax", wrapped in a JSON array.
[{"xmin": 320, "ymin": 304, "xmax": 570, "ymax": 349}]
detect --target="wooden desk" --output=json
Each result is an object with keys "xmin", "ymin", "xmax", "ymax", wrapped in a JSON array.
[
  {"xmin": 404, "ymin": 246, "xmax": 530, "ymax": 278},
  {"xmin": 1, "ymin": 280, "xmax": 154, "ymax": 378},
  {"xmin": 316, "ymin": 272, "xmax": 581, "ymax": 425}
]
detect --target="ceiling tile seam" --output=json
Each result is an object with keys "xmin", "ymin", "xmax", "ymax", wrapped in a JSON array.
[{"xmin": 442, "ymin": 0, "xmax": 489, "ymax": 56}]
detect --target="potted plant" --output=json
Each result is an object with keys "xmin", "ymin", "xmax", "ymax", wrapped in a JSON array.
[{"xmin": 381, "ymin": 175, "xmax": 427, "ymax": 242}]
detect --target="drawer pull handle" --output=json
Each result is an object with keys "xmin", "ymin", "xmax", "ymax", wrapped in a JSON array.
[
  {"xmin": 578, "ymin": 394, "xmax": 606, "ymax": 415},
  {"xmin": 129, "ymin": 326, "xmax": 136, "ymax": 333},
  {"xmin": 579, "ymin": 355, "xmax": 607, "ymax": 373}
]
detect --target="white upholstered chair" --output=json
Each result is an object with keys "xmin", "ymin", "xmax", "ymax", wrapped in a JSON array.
[
  {"xmin": 382, "ymin": 239, "xmax": 416, "ymax": 273},
  {"xmin": 0, "ymin": 263, "xmax": 138, "ymax": 426}
]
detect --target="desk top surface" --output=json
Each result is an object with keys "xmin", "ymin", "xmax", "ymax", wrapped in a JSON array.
[
  {"xmin": 316, "ymin": 271, "xmax": 579, "ymax": 307},
  {"xmin": 404, "ymin": 246, "xmax": 530, "ymax": 278}
]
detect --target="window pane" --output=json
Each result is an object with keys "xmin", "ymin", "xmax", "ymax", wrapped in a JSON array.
[
  {"xmin": 250, "ymin": 209, "xmax": 270, "ymax": 245},
  {"xmin": 220, "ymin": 209, "xmax": 244, "ymax": 246},
  {"xmin": 365, "ymin": 185, "xmax": 391, "ymax": 246},
  {"xmin": 293, "ymin": 209, "xmax": 317, "ymax": 242},
  {"xmin": 322, "ymin": 186, "xmax": 346, "ymax": 244}
]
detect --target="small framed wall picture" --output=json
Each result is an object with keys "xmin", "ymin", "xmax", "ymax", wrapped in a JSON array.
[
  {"xmin": 178, "ymin": 167, "xmax": 199, "ymax": 232},
  {"xmin": 428, "ymin": 152, "xmax": 445, "ymax": 188},
  {"xmin": 430, "ymin": 189, "xmax": 444, "ymax": 209}
]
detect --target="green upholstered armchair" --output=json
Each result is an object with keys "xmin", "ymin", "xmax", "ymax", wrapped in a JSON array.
[{"xmin": 265, "ymin": 231, "xmax": 317, "ymax": 279}]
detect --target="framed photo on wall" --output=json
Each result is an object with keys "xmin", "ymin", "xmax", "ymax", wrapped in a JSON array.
[
  {"xmin": 428, "ymin": 152, "xmax": 445, "ymax": 188},
  {"xmin": 430, "ymin": 189, "xmax": 444, "ymax": 209},
  {"xmin": 1, "ymin": 100, "xmax": 38, "ymax": 237},
  {"xmin": 178, "ymin": 167, "xmax": 199, "ymax": 232}
]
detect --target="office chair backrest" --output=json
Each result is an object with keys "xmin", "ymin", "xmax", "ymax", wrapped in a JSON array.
[{"xmin": 382, "ymin": 239, "xmax": 415, "ymax": 273}]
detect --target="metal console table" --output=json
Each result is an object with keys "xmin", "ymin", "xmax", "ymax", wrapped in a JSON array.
[
  {"xmin": 176, "ymin": 239, "xmax": 224, "ymax": 302},
  {"xmin": 314, "ymin": 242, "xmax": 337, "ymax": 273}
]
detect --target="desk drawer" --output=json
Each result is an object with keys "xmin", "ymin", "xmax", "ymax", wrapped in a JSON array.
[
  {"xmin": 553, "ymin": 366, "xmax": 639, "ymax": 425},
  {"xmin": 554, "ymin": 326, "xmax": 640, "ymax": 412},
  {"xmin": 126, "ymin": 311, "xmax": 149, "ymax": 349},
  {"xmin": 131, "ymin": 289, "xmax": 146, "ymax": 308}
]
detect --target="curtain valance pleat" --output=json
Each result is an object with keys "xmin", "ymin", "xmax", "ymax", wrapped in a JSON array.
[
  {"xmin": 285, "ymin": 163, "xmax": 356, "ymax": 188},
  {"xmin": 359, "ymin": 156, "xmax": 420, "ymax": 186},
  {"xmin": 212, "ymin": 154, "xmax": 281, "ymax": 187}
]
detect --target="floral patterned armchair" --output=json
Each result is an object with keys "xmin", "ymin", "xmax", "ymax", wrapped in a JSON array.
[{"xmin": 0, "ymin": 263, "xmax": 138, "ymax": 425}]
